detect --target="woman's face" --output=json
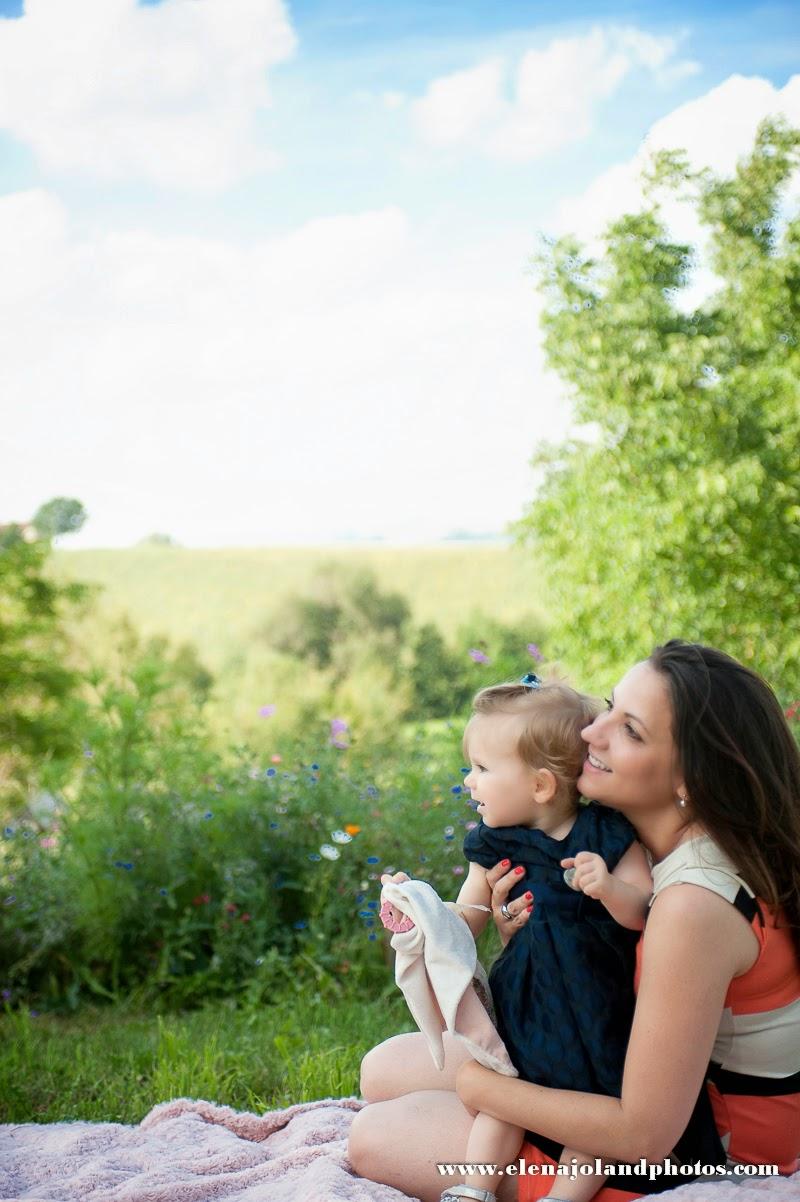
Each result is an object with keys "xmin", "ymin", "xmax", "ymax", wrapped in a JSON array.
[{"xmin": 578, "ymin": 659, "xmax": 684, "ymax": 813}]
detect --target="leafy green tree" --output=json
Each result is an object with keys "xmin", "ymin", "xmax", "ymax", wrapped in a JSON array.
[
  {"xmin": 32, "ymin": 497, "xmax": 87, "ymax": 540},
  {"xmin": 266, "ymin": 564, "xmax": 410, "ymax": 672},
  {"xmin": 0, "ymin": 534, "xmax": 89, "ymax": 800},
  {"xmin": 516, "ymin": 119, "xmax": 800, "ymax": 694}
]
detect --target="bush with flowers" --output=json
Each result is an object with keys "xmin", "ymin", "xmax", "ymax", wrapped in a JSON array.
[{"xmin": 0, "ymin": 638, "xmax": 504, "ymax": 1011}]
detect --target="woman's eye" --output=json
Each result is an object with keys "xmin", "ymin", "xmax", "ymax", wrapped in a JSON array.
[{"xmin": 624, "ymin": 723, "xmax": 642, "ymax": 742}]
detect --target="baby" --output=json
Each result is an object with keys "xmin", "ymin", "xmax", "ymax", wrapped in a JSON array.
[{"xmin": 385, "ymin": 676, "xmax": 652, "ymax": 1202}]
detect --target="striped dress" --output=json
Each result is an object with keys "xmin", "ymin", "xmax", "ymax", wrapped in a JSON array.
[{"xmin": 517, "ymin": 834, "xmax": 800, "ymax": 1201}]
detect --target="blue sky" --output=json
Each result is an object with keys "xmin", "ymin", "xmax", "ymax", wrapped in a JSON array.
[{"xmin": 1, "ymin": 0, "xmax": 798, "ymax": 546}]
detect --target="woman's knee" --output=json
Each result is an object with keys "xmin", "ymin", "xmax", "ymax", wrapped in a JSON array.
[
  {"xmin": 348, "ymin": 1104, "xmax": 383, "ymax": 1178},
  {"xmin": 359, "ymin": 1040, "xmax": 394, "ymax": 1102}
]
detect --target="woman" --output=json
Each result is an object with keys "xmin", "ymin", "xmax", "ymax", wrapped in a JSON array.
[{"xmin": 348, "ymin": 641, "xmax": 800, "ymax": 1202}]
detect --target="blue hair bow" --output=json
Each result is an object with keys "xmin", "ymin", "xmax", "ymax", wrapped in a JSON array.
[{"xmin": 520, "ymin": 672, "xmax": 543, "ymax": 689}]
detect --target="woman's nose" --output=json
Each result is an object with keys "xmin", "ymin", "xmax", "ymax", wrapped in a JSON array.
[{"xmin": 582, "ymin": 714, "xmax": 605, "ymax": 744}]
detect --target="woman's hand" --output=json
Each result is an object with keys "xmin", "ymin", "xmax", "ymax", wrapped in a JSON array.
[{"xmin": 485, "ymin": 859, "xmax": 531, "ymax": 945}]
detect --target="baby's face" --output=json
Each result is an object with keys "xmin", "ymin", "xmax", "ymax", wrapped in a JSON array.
[{"xmin": 463, "ymin": 713, "xmax": 539, "ymax": 829}]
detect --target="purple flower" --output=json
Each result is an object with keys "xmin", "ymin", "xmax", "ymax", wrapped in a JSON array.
[
  {"xmin": 527, "ymin": 643, "xmax": 543, "ymax": 662},
  {"xmin": 259, "ymin": 704, "xmax": 276, "ymax": 718},
  {"xmin": 330, "ymin": 717, "xmax": 350, "ymax": 748},
  {"xmin": 468, "ymin": 649, "xmax": 490, "ymax": 664}
]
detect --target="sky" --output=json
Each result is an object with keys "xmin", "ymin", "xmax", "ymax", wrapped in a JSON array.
[{"xmin": 1, "ymin": 0, "xmax": 798, "ymax": 547}]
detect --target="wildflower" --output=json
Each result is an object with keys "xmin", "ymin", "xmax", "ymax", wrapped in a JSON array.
[
  {"xmin": 225, "ymin": 902, "xmax": 238, "ymax": 914},
  {"xmin": 1, "ymin": 989, "xmax": 11, "ymax": 1001},
  {"xmin": 332, "ymin": 830, "xmax": 352, "ymax": 844},
  {"xmin": 308, "ymin": 853, "xmax": 322, "ymax": 862},
  {"xmin": 345, "ymin": 824, "xmax": 361, "ymax": 836},
  {"xmin": 527, "ymin": 643, "xmax": 543, "ymax": 662},
  {"xmin": 259, "ymin": 705, "xmax": 276, "ymax": 718},
  {"xmin": 330, "ymin": 717, "xmax": 350, "ymax": 748},
  {"xmin": 270, "ymin": 754, "xmax": 282, "ymax": 764},
  {"xmin": 159, "ymin": 888, "xmax": 168, "ymax": 896},
  {"xmin": 320, "ymin": 844, "xmax": 340, "ymax": 860},
  {"xmin": 40, "ymin": 836, "xmax": 57, "ymax": 849},
  {"xmin": 468, "ymin": 649, "xmax": 490, "ymax": 664},
  {"xmin": 293, "ymin": 920, "xmax": 308, "ymax": 930},
  {"xmin": 192, "ymin": 893, "xmax": 211, "ymax": 906},
  {"xmin": 368, "ymin": 932, "xmax": 377, "ymax": 941},
  {"xmin": 311, "ymin": 763, "xmax": 320, "ymax": 770},
  {"xmin": 240, "ymin": 912, "xmax": 251, "ymax": 923},
  {"xmin": 3, "ymin": 827, "xmax": 14, "ymax": 838},
  {"xmin": 452, "ymin": 866, "xmax": 465, "ymax": 875},
  {"xmin": 451, "ymin": 785, "xmax": 462, "ymax": 795},
  {"xmin": 204, "ymin": 811, "xmax": 214, "ymax": 820},
  {"xmin": 465, "ymin": 820, "xmax": 478, "ymax": 831},
  {"xmin": 366, "ymin": 855, "xmax": 380, "ymax": 864},
  {"xmin": 786, "ymin": 702, "xmax": 799, "ymax": 721},
  {"xmin": 266, "ymin": 768, "xmax": 277, "ymax": 777}
]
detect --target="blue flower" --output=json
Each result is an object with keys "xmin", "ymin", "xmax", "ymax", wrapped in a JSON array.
[
  {"xmin": 368, "ymin": 932, "xmax": 377, "ymax": 941},
  {"xmin": 266, "ymin": 768, "xmax": 277, "ymax": 777},
  {"xmin": 204, "ymin": 811, "xmax": 213, "ymax": 819},
  {"xmin": 451, "ymin": 785, "xmax": 462, "ymax": 794},
  {"xmin": 366, "ymin": 855, "xmax": 380, "ymax": 864},
  {"xmin": 308, "ymin": 853, "xmax": 322, "ymax": 862},
  {"xmin": 293, "ymin": 920, "xmax": 308, "ymax": 930}
]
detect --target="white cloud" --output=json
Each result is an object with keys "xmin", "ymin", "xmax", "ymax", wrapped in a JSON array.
[
  {"xmin": 0, "ymin": 193, "xmax": 565, "ymax": 546},
  {"xmin": 0, "ymin": 0, "xmax": 296, "ymax": 187},
  {"xmin": 412, "ymin": 26, "xmax": 697, "ymax": 162},
  {"xmin": 556, "ymin": 73, "xmax": 800, "ymax": 244}
]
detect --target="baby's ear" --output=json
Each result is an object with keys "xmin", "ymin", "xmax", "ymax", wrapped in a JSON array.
[{"xmin": 532, "ymin": 767, "xmax": 558, "ymax": 803}]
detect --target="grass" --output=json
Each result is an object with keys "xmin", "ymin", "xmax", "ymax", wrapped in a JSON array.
[
  {"xmin": 0, "ymin": 989, "xmax": 411, "ymax": 1125},
  {"xmin": 54, "ymin": 544, "xmax": 547, "ymax": 670}
]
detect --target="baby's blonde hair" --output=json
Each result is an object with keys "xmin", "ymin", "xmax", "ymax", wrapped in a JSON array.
[{"xmin": 464, "ymin": 682, "xmax": 601, "ymax": 802}]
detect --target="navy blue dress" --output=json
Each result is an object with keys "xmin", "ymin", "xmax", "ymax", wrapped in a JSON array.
[{"xmin": 464, "ymin": 803, "xmax": 639, "ymax": 1098}]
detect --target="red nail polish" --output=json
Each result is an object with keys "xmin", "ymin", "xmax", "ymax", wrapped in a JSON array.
[
  {"xmin": 515, "ymin": 866, "xmax": 524, "ymax": 874},
  {"xmin": 501, "ymin": 859, "xmax": 510, "ymax": 867},
  {"xmin": 526, "ymin": 905, "xmax": 533, "ymax": 912},
  {"xmin": 525, "ymin": 892, "xmax": 533, "ymax": 900}
]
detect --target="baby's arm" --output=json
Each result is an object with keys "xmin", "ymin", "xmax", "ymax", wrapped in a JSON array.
[
  {"xmin": 451, "ymin": 861, "xmax": 494, "ymax": 939},
  {"xmin": 561, "ymin": 841, "xmax": 652, "ymax": 930}
]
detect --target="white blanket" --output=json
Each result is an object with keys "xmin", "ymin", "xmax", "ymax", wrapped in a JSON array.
[{"xmin": 381, "ymin": 878, "xmax": 518, "ymax": 1076}]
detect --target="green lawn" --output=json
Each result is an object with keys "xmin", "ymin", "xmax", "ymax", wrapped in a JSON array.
[{"xmin": 0, "ymin": 990, "xmax": 411, "ymax": 1125}]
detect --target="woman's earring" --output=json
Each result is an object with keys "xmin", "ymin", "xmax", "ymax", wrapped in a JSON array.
[{"xmin": 677, "ymin": 794, "xmax": 688, "ymax": 808}]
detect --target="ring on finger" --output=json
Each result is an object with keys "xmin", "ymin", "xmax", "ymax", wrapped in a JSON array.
[{"xmin": 500, "ymin": 902, "xmax": 514, "ymax": 921}]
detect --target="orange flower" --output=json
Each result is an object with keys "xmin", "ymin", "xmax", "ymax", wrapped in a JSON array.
[{"xmin": 344, "ymin": 824, "xmax": 361, "ymax": 836}]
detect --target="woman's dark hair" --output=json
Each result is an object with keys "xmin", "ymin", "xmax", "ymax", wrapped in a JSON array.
[{"xmin": 650, "ymin": 639, "xmax": 800, "ymax": 958}]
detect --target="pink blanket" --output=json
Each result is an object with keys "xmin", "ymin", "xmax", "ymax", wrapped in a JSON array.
[{"xmin": 0, "ymin": 1098, "xmax": 797, "ymax": 1201}]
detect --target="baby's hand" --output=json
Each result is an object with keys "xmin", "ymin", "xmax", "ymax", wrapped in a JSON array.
[{"xmin": 561, "ymin": 852, "xmax": 611, "ymax": 900}]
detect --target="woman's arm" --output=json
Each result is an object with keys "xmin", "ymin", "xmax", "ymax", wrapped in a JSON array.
[{"xmin": 456, "ymin": 882, "xmax": 759, "ymax": 1163}]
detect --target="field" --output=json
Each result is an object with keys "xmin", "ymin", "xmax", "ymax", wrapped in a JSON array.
[
  {"xmin": 54, "ymin": 543, "xmax": 547, "ymax": 664},
  {"xmin": 54, "ymin": 544, "xmax": 550, "ymax": 743}
]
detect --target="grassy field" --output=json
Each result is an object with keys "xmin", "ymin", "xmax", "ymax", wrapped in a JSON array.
[
  {"xmin": 53, "ymin": 543, "xmax": 549, "ymax": 744},
  {"xmin": 54, "ymin": 544, "xmax": 546, "ymax": 669},
  {"xmin": 0, "ymin": 990, "xmax": 410, "ymax": 1124}
]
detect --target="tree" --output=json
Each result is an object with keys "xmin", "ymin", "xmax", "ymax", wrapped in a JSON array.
[
  {"xmin": 0, "ymin": 534, "xmax": 89, "ymax": 800},
  {"xmin": 32, "ymin": 497, "xmax": 87, "ymax": 540},
  {"xmin": 516, "ymin": 119, "xmax": 800, "ymax": 695}
]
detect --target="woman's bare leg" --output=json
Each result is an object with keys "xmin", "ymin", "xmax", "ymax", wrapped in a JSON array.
[
  {"xmin": 359, "ymin": 1030, "xmax": 475, "ymax": 1102},
  {"xmin": 348, "ymin": 1089, "xmax": 521, "ymax": 1202}
]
